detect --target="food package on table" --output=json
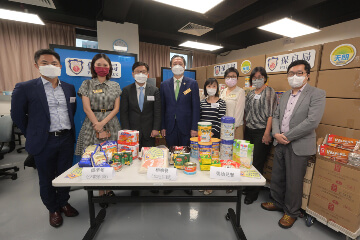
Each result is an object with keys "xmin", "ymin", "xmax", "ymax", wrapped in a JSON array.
[
  {"xmin": 91, "ymin": 151, "xmax": 107, "ymax": 167},
  {"xmin": 117, "ymin": 130, "xmax": 139, "ymax": 145},
  {"xmin": 318, "ymin": 144, "xmax": 351, "ymax": 164},
  {"xmin": 83, "ymin": 144, "xmax": 100, "ymax": 155},
  {"xmin": 111, "ymin": 152, "xmax": 132, "ymax": 165},
  {"xmin": 139, "ymin": 147, "xmax": 169, "ymax": 174},
  {"xmin": 174, "ymin": 153, "xmax": 190, "ymax": 170},
  {"xmin": 169, "ymin": 146, "xmax": 191, "ymax": 164},
  {"xmin": 78, "ymin": 153, "xmax": 93, "ymax": 167},
  {"xmin": 324, "ymin": 134, "xmax": 359, "ymax": 151},
  {"xmin": 220, "ymin": 159, "xmax": 241, "ymax": 169},
  {"xmin": 240, "ymin": 143, "xmax": 254, "ymax": 169},
  {"xmin": 111, "ymin": 162, "xmax": 123, "ymax": 171},
  {"xmin": 100, "ymin": 141, "xmax": 118, "ymax": 160},
  {"xmin": 200, "ymin": 164, "xmax": 211, "ymax": 171},
  {"xmin": 118, "ymin": 144, "xmax": 139, "ymax": 159}
]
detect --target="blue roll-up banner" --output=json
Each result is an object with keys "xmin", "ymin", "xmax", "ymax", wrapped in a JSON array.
[{"xmin": 50, "ymin": 45, "xmax": 137, "ymax": 164}]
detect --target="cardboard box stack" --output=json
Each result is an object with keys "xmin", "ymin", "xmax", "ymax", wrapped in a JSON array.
[
  {"xmin": 316, "ymin": 37, "xmax": 360, "ymax": 140},
  {"xmin": 308, "ymin": 155, "xmax": 360, "ymax": 233}
]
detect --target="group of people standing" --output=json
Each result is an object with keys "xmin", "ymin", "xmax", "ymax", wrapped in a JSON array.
[{"xmin": 11, "ymin": 48, "xmax": 325, "ymax": 230}]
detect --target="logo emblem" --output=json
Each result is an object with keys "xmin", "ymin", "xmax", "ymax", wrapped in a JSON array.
[
  {"xmin": 68, "ymin": 59, "xmax": 84, "ymax": 75},
  {"xmin": 330, "ymin": 44, "xmax": 357, "ymax": 66},
  {"xmin": 267, "ymin": 57, "xmax": 278, "ymax": 71},
  {"xmin": 241, "ymin": 60, "xmax": 251, "ymax": 74}
]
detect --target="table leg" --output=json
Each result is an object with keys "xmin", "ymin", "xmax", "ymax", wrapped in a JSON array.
[
  {"xmin": 83, "ymin": 190, "xmax": 106, "ymax": 240},
  {"xmin": 226, "ymin": 187, "xmax": 247, "ymax": 240}
]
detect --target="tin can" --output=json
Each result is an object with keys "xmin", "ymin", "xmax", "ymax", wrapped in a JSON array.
[
  {"xmin": 220, "ymin": 139, "xmax": 234, "ymax": 160},
  {"xmin": 174, "ymin": 153, "xmax": 190, "ymax": 170},
  {"xmin": 190, "ymin": 137, "xmax": 199, "ymax": 159},
  {"xmin": 123, "ymin": 151, "xmax": 133, "ymax": 165},
  {"xmin": 220, "ymin": 116, "xmax": 235, "ymax": 141},
  {"xmin": 111, "ymin": 152, "xmax": 123, "ymax": 164},
  {"xmin": 184, "ymin": 162, "xmax": 197, "ymax": 175},
  {"xmin": 198, "ymin": 142, "xmax": 212, "ymax": 165},
  {"xmin": 211, "ymin": 138, "xmax": 221, "ymax": 162},
  {"xmin": 198, "ymin": 122, "xmax": 212, "ymax": 143}
]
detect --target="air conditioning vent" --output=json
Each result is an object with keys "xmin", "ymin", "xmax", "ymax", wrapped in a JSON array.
[
  {"xmin": 9, "ymin": 0, "xmax": 56, "ymax": 9},
  {"xmin": 178, "ymin": 22, "xmax": 213, "ymax": 36}
]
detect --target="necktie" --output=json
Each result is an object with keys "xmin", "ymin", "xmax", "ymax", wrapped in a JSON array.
[
  {"xmin": 175, "ymin": 80, "xmax": 180, "ymax": 100},
  {"xmin": 139, "ymin": 86, "xmax": 144, "ymax": 111}
]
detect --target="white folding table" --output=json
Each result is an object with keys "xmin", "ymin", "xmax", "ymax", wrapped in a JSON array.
[{"xmin": 53, "ymin": 159, "xmax": 266, "ymax": 240}]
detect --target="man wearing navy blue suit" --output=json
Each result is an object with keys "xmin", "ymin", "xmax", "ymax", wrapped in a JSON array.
[
  {"xmin": 11, "ymin": 49, "xmax": 78, "ymax": 228},
  {"xmin": 160, "ymin": 55, "xmax": 200, "ymax": 147}
]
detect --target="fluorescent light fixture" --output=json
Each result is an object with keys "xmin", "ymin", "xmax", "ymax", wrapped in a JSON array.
[
  {"xmin": 258, "ymin": 17, "xmax": 319, "ymax": 38},
  {"xmin": 179, "ymin": 41, "xmax": 223, "ymax": 51},
  {"xmin": 0, "ymin": 8, "xmax": 45, "ymax": 25},
  {"xmin": 153, "ymin": 0, "xmax": 224, "ymax": 14}
]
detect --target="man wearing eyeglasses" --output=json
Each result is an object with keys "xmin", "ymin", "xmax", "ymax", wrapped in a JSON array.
[
  {"xmin": 261, "ymin": 60, "xmax": 326, "ymax": 229},
  {"xmin": 120, "ymin": 62, "xmax": 161, "ymax": 149}
]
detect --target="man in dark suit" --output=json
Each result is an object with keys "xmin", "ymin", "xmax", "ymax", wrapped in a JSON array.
[
  {"xmin": 11, "ymin": 49, "xmax": 78, "ymax": 228},
  {"xmin": 160, "ymin": 55, "xmax": 200, "ymax": 147},
  {"xmin": 261, "ymin": 60, "xmax": 326, "ymax": 229},
  {"xmin": 120, "ymin": 61, "xmax": 161, "ymax": 149}
]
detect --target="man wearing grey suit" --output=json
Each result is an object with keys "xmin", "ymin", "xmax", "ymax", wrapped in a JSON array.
[
  {"xmin": 120, "ymin": 62, "xmax": 161, "ymax": 149},
  {"xmin": 261, "ymin": 60, "xmax": 326, "ymax": 229}
]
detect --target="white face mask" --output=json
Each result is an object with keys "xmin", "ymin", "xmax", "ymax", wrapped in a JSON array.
[
  {"xmin": 252, "ymin": 78, "xmax": 265, "ymax": 89},
  {"xmin": 172, "ymin": 65, "xmax": 185, "ymax": 76},
  {"xmin": 39, "ymin": 65, "xmax": 61, "ymax": 79},
  {"xmin": 134, "ymin": 73, "xmax": 147, "ymax": 84},
  {"xmin": 288, "ymin": 75, "xmax": 306, "ymax": 88},
  {"xmin": 206, "ymin": 88, "xmax": 217, "ymax": 96}
]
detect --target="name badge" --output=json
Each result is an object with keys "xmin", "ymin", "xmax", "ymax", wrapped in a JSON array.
[
  {"xmin": 230, "ymin": 94, "xmax": 236, "ymax": 98},
  {"xmin": 93, "ymin": 89, "xmax": 103, "ymax": 93},
  {"xmin": 254, "ymin": 94, "xmax": 261, "ymax": 100},
  {"xmin": 70, "ymin": 97, "xmax": 76, "ymax": 103},
  {"xmin": 147, "ymin": 96, "xmax": 155, "ymax": 101},
  {"xmin": 211, "ymin": 103, "xmax": 219, "ymax": 108}
]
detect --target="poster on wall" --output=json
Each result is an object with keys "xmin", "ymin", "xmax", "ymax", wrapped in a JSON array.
[
  {"xmin": 214, "ymin": 62, "xmax": 237, "ymax": 77},
  {"xmin": 65, "ymin": 58, "xmax": 121, "ymax": 78},
  {"xmin": 265, "ymin": 49, "xmax": 316, "ymax": 73},
  {"xmin": 50, "ymin": 45, "xmax": 137, "ymax": 163},
  {"xmin": 240, "ymin": 60, "xmax": 252, "ymax": 74},
  {"xmin": 330, "ymin": 44, "xmax": 357, "ymax": 66}
]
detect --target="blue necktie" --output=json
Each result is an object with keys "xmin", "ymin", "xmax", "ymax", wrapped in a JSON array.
[{"xmin": 139, "ymin": 86, "xmax": 144, "ymax": 112}]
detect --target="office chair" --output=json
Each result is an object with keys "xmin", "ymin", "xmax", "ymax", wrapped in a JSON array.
[
  {"xmin": 13, "ymin": 124, "xmax": 25, "ymax": 153},
  {"xmin": 0, "ymin": 115, "xmax": 19, "ymax": 180}
]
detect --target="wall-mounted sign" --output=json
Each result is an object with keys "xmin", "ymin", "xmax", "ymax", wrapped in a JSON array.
[
  {"xmin": 113, "ymin": 39, "xmax": 128, "ymax": 52},
  {"xmin": 265, "ymin": 49, "xmax": 316, "ymax": 73},
  {"xmin": 330, "ymin": 44, "xmax": 356, "ymax": 66},
  {"xmin": 65, "ymin": 58, "xmax": 121, "ymax": 78},
  {"xmin": 240, "ymin": 60, "xmax": 252, "ymax": 74},
  {"xmin": 214, "ymin": 62, "xmax": 237, "ymax": 77}
]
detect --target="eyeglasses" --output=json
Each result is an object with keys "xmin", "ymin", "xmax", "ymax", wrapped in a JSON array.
[
  {"xmin": 287, "ymin": 71, "xmax": 305, "ymax": 77},
  {"xmin": 226, "ymin": 75, "xmax": 237, "ymax": 78},
  {"xmin": 252, "ymin": 77, "xmax": 264, "ymax": 81},
  {"xmin": 134, "ymin": 70, "xmax": 148, "ymax": 74}
]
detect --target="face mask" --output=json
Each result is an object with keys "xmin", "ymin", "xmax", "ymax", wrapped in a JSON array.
[
  {"xmin": 135, "ymin": 73, "xmax": 148, "ymax": 84},
  {"xmin": 225, "ymin": 78, "xmax": 237, "ymax": 88},
  {"xmin": 172, "ymin": 65, "xmax": 185, "ymax": 76},
  {"xmin": 95, "ymin": 67, "xmax": 110, "ymax": 77},
  {"xmin": 288, "ymin": 75, "xmax": 305, "ymax": 88},
  {"xmin": 39, "ymin": 65, "xmax": 61, "ymax": 79},
  {"xmin": 252, "ymin": 78, "xmax": 265, "ymax": 89},
  {"xmin": 206, "ymin": 88, "xmax": 217, "ymax": 96}
]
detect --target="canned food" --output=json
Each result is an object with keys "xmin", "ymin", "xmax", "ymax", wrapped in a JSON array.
[
  {"xmin": 190, "ymin": 137, "xmax": 199, "ymax": 159},
  {"xmin": 198, "ymin": 122, "xmax": 212, "ymax": 143},
  {"xmin": 220, "ymin": 116, "xmax": 235, "ymax": 141},
  {"xmin": 184, "ymin": 162, "xmax": 197, "ymax": 175},
  {"xmin": 199, "ymin": 142, "xmax": 212, "ymax": 165},
  {"xmin": 220, "ymin": 139, "xmax": 234, "ymax": 160}
]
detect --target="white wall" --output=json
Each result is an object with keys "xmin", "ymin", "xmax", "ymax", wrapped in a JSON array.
[
  {"xmin": 217, "ymin": 18, "xmax": 360, "ymax": 63},
  {"xmin": 97, "ymin": 21, "xmax": 139, "ymax": 57}
]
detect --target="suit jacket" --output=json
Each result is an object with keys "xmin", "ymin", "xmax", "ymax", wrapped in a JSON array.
[
  {"xmin": 11, "ymin": 77, "xmax": 76, "ymax": 156},
  {"xmin": 272, "ymin": 84, "xmax": 326, "ymax": 156},
  {"xmin": 160, "ymin": 76, "xmax": 200, "ymax": 135},
  {"xmin": 120, "ymin": 83, "xmax": 161, "ymax": 139}
]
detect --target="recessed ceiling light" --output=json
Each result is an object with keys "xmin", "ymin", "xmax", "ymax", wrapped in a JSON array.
[
  {"xmin": 179, "ymin": 41, "xmax": 223, "ymax": 51},
  {"xmin": 0, "ymin": 8, "xmax": 44, "ymax": 25},
  {"xmin": 258, "ymin": 17, "xmax": 319, "ymax": 38},
  {"xmin": 152, "ymin": 0, "xmax": 224, "ymax": 14}
]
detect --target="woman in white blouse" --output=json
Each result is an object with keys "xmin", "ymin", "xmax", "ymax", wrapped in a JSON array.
[{"xmin": 219, "ymin": 67, "xmax": 246, "ymax": 140}]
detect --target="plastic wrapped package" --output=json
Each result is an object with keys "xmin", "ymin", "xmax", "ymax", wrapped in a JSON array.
[
  {"xmin": 117, "ymin": 130, "xmax": 139, "ymax": 145},
  {"xmin": 91, "ymin": 151, "xmax": 107, "ymax": 167},
  {"xmin": 139, "ymin": 147, "xmax": 169, "ymax": 174}
]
